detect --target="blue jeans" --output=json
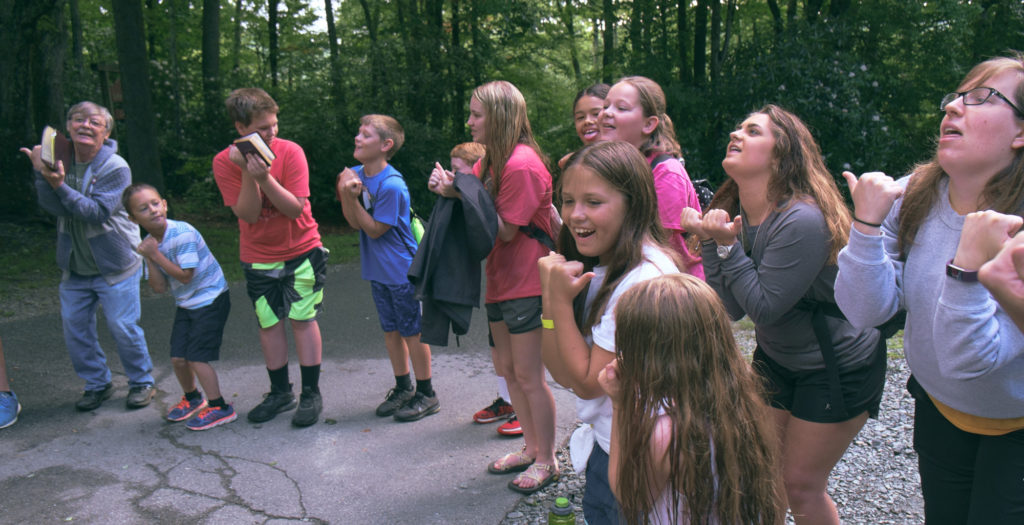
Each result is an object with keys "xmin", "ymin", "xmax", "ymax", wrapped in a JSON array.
[
  {"xmin": 59, "ymin": 268, "xmax": 153, "ymax": 390},
  {"xmin": 583, "ymin": 445, "xmax": 624, "ymax": 524}
]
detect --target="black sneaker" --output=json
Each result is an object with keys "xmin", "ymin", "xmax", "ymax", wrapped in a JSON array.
[
  {"xmin": 375, "ymin": 387, "xmax": 415, "ymax": 417},
  {"xmin": 126, "ymin": 385, "xmax": 155, "ymax": 409},
  {"xmin": 247, "ymin": 384, "xmax": 297, "ymax": 423},
  {"xmin": 393, "ymin": 391, "xmax": 440, "ymax": 422},
  {"xmin": 75, "ymin": 383, "xmax": 113, "ymax": 411},
  {"xmin": 291, "ymin": 386, "xmax": 322, "ymax": 427}
]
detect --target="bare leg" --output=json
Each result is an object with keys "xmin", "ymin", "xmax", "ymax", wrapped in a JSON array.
[
  {"xmin": 190, "ymin": 361, "xmax": 222, "ymax": 400},
  {"xmin": 492, "ymin": 321, "xmax": 557, "ymax": 489},
  {"xmin": 384, "ymin": 331, "xmax": 411, "ymax": 376},
  {"xmin": 405, "ymin": 334, "xmax": 432, "ymax": 381},
  {"xmin": 772, "ymin": 407, "xmax": 869, "ymax": 524},
  {"xmin": 171, "ymin": 357, "xmax": 196, "ymax": 393},
  {"xmin": 259, "ymin": 322, "xmax": 290, "ymax": 370},
  {"xmin": 291, "ymin": 319, "xmax": 322, "ymax": 366}
]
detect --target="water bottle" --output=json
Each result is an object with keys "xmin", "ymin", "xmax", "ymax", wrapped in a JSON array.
[{"xmin": 548, "ymin": 496, "xmax": 575, "ymax": 524}]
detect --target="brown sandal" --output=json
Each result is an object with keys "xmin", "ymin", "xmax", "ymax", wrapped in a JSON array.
[
  {"xmin": 488, "ymin": 446, "xmax": 535, "ymax": 474},
  {"xmin": 508, "ymin": 462, "xmax": 559, "ymax": 494}
]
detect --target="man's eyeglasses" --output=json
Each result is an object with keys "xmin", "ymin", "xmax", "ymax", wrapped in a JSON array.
[
  {"xmin": 940, "ymin": 87, "xmax": 1024, "ymax": 119},
  {"xmin": 70, "ymin": 116, "xmax": 107, "ymax": 129}
]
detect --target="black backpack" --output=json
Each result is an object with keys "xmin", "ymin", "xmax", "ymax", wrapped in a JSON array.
[{"xmin": 650, "ymin": 153, "xmax": 715, "ymax": 211}]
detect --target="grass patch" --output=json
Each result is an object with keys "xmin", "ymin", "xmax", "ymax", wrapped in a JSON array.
[
  {"xmin": 0, "ymin": 218, "xmax": 362, "ymax": 299},
  {"xmin": 0, "ymin": 221, "xmax": 59, "ymax": 293}
]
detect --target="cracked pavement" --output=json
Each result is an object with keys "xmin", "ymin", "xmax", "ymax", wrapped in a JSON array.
[{"xmin": 0, "ymin": 262, "xmax": 579, "ymax": 523}]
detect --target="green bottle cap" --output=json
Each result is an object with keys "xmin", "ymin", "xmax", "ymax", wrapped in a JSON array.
[{"xmin": 555, "ymin": 497, "xmax": 570, "ymax": 508}]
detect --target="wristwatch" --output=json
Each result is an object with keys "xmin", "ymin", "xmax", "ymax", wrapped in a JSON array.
[
  {"xmin": 945, "ymin": 260, "xmax": 978, "ymax": 282},
  {"xmin": 717, "ymin": 243, "xmax": 734, "ymax": 260}
]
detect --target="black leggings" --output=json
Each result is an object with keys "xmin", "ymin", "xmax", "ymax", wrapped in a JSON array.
[{"xmin": 908, "ymin": 376, "xmax": 1024, "ymax": 524}]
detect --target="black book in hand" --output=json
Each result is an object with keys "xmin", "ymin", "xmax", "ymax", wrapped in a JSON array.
[{"xmin": 233, "ymin": 132, "xmax": 276, "ymax": 166}]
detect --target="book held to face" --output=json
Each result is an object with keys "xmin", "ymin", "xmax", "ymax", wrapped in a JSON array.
[{"xmin": 233, "ymin": 132, "xmax": 276, "ymax": 166}]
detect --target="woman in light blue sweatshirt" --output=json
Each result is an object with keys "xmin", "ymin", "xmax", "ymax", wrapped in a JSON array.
[{"xmin": 836, "ymin": 53, "xmax": 1024, "ymax": 524}]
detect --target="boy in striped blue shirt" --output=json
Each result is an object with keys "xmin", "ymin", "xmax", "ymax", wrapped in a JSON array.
[{"xmin": 123, "ymin": 184, "xmax": 236, "ymax": 430}]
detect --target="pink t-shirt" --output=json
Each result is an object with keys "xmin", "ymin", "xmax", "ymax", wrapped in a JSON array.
[
  {"xmin": 213, "ymin": 138, "xmax": 321, "ymax": 263},
  {"xmin": 649, "ymin": 153, "xmax": 704, "ymax": 280},
  {"xmin": 476, "ymin": 144, "xmax": 554, "ymax": 303}
]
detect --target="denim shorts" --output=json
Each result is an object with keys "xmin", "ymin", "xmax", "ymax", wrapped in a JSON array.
[
  {"xmin": 370, "ymin": 281, "xmax": 422, "ymax": 337},
  {"xmin": 752, "ymin": 339, "xmax": 886, "ymax": 423},
  {"xmin": 170, "ymin": 291, "xmax": 230, "ymax": 363},
  {"xmin": 485, "ymin": 296, "xmax": 542, "ymax": 334}
]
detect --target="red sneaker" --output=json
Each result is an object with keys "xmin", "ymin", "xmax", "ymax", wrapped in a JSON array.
[
  {"xmin": 497, "ymin": 415, "xmax": 523, "ymax": 436},
  {"xmin": 474, "ymin": 397, "xmax": 515, "ymax": 423}
]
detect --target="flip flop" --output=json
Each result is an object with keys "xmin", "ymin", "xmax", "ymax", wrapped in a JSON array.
[
  {"xmin": 488, "ymin": 447, "xmax": 535, "ymax": 474},
  {"xmin": 508, "ymin": 463, "xmax": 559, "ymax": 495}
]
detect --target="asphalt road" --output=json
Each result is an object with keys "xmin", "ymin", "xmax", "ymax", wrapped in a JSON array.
[{"xmin": 0, "ymin": 262, "xmax": 579, "ymax": 524}]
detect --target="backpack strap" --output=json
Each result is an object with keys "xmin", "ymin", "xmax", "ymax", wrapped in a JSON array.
[{"xmin": 373, "ymin": 171, "xmax": 418, "ymax": 258}]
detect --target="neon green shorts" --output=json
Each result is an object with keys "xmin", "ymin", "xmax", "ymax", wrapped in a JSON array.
[{"xmin": 242, "ymin": 247, "xmax": 328, "ymax": 329}]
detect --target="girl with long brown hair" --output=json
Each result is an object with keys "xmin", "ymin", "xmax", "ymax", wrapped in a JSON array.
[
  {"xmin": 682, "ymin": 104, "xmax": 885, "ymax": 524},
  {"xmin": 429, "ymin": 80, "xmax": 559, "ymax": 494},
  {"xmin": 836, "ymin": 53, "xmax": 1024, "ymax": 523},
  {"xmin": 598, "ymin": 274, "xmax": 782, "ymax": 525},
  {"xmin": 540, "ymin": 140, "xmax": 680, "ymax": 522}
]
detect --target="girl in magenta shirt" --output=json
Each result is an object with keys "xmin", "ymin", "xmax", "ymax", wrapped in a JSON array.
[{"xmin": 601, "ymin": 76, "xmax": 705, "ymax": 279}]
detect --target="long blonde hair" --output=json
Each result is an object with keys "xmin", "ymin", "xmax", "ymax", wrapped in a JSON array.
[
  {"xmin": 473, "ymin": 81, "xmax": 548, "ymax": 199},
  {"xmin": 709, "ymin": 104, "xmax": 851, "ymax": 264},
  {"xmin": 898, "ymin": 52, "xmax": 1024, "ymax": 258},
  {"xmin": 613, "ymin": 274, "xmax": 783, "ymax": 525}
]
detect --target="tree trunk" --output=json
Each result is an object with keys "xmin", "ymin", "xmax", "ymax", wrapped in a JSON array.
[
  {"xmin": 677, "ymin": 0, "xmax": 691, "ymax": 84},
  {"xmin": 232, "ymin": 0, "xmax": 242, "ymax": 80},
  {"xmin": 722, "ymin": 0, "xmax": 736, "ymax": 61},
  {"xmin": 201, "ymin": 0, "xmax": 220, "ymax": 123},
  {"xmin": 710, "ymin": 0, "xmax": 721, "ymax": 82},
  {"xmin": 450, "ymin": 0, "xmax": 464, "ymax": 134},
  {"xmin": 601, "ymin": 0, "xmax": 616, "ymax": 83},
  {"xmin": 358, "ymin": 0, "xmax": 379, "ymax": 93},
  {"xmin": 694, "ymin": 0, "xmax": 707, "ymax": 85},
  {"xmin": 111, "ymin": 0, "xmax": 165, "ymax": 190},
  {"xmin": 561, "ymin": 0, "xmax": 581, "ymax": 84},
  {"xmin": 69, "ymin": 0, "xmax": 84, "ymax": 78},
  {"xmin": 324, "ymin": 0, "xmax": 343, "ymax": 127},
  {"xmin": 168, "ymin": 0, "xmax": 183, "ymax": 145},
  {"xmin": 0, "ymin": 0, "xmax": 65, "ymax": 218},
  {"xmin": 268, "ymin": 0, "xmax": 279, "ymax": 88},
  {"xmin": 766, "ymin": 0, "xmax": 782, "ymax": 34}
]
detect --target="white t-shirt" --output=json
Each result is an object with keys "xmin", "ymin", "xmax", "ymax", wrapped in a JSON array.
[{"xmin": 570, "ymin": 243, "xmax": 678, "ymax": 470}]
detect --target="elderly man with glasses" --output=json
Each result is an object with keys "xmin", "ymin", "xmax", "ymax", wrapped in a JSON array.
[{"xmin": 20, "ymin": 101, "xmax": 155, "ymax": 412}]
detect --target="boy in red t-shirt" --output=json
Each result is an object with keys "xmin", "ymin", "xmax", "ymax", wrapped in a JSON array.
[{"xmin": 213, "ymin": 88, "xmax": 327, "ymax": 428}]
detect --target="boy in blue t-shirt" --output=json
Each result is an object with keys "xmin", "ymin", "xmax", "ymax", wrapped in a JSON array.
[
  {"xmin": 336, "ymin": 114, "xmax": 438, "ymax": 422},
  {"xmin": 123, "ymin": 184, "xmax": 236, "ymax": 430}
]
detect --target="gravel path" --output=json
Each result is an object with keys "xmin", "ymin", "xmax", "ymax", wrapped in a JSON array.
[{"xmin": 501, "ymin": 326, "xmax": 924, "ymax": 524}]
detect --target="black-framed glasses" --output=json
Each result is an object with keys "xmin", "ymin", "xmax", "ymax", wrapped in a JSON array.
[{"xmin": 940, "ymin": 87, "xmax": 1024, "ymax": 119}]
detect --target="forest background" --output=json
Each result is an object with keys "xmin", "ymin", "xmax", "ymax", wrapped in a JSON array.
[{"xmin": 2, "ymin": 0, "xmax": 1023, "ymax": 229}]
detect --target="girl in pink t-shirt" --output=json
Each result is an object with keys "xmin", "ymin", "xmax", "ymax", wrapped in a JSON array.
[
  {"xmin": 600, "ymin": 76, "xmax": 705, "ymax": 279},
  {"xmin": 429, "ymin": 81, "xmax": 558, "ymax": 495}
]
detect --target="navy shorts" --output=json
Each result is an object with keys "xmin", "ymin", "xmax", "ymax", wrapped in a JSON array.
[
  {"xmin": 370, "ymin": 281, "xmax": 422, "ymax": 337},
  {"xmin": 752, "ymin": 338, "xmax": 886, "ymax": 423},
  {"xmin": 170, "ymin": 291, "xmax": 231, "ymax": 363},
  {"xmin": 485, "ymin": 296, "xmax": 542, "ymax": 334}
]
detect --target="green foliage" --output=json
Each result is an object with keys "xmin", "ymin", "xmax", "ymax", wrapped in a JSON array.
[{"xmin": 6, "ymin": 0, "xmax": 1024, "ymax": 228}]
